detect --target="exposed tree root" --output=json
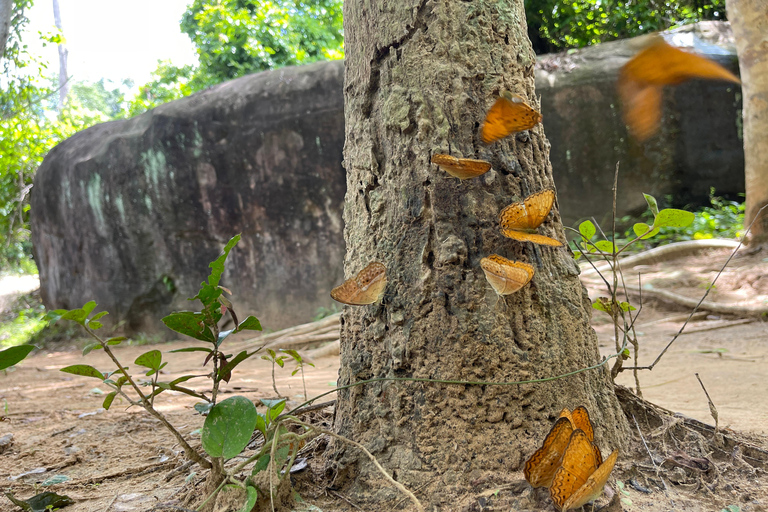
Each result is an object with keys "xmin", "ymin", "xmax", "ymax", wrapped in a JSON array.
[
  {"xmin": 580, "ymin": 239, "xmax": 741, "ymax": 277},
  {"xmin": 621, "ymin": 283, "xmax": 768, "ymax": 317}
]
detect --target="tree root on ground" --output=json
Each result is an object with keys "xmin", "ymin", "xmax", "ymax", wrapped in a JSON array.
[{"xmin": 580, "ymin": 239, "xmax": 741, "ymax": 277}]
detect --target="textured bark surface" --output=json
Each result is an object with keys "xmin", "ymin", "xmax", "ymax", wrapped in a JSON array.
[
  {"xmin": 333, "ymin": 0, "xmax": 629, "ymax": 507},
  {"xmin": 729, "ymin": 0, "xmax": 768, "ymax": 243}
]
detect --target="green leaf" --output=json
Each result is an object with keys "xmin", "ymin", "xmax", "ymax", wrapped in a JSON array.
[
  {"xmin": 81, "ymin": 343, "xmax": 103, "ymax": 356},
  {"xmin": 274, "ymin": 445, "xmax": 291, "ymax": 472},
  {"xmin": 217, "ymin": 329, "xmax": 234, "ymax": 347},
  {"xmin": 632, "ymin": 222, "xmax": 658, "ymax": 239},
  {"xmin": 252, "ymin": 453, "xmax": 270, "ymax": 475},
  {"xmin": 643, "ymin": 193, "xmax": 659, "ymax": 216},
  {"xmin": 162, "ymin": 311, "xmax": 215, "ymax": 342},
  {"xmin": 208, "ymin": 234, "xmax": 241, "ymax": 288},
  {"xmin": 103, "ymin": 391, "xmax": 117, "ymax": 410},
  {"xmin": 0, "ymin": 345, "xmax": 35, "ymax": 370},
  {"xmin": 237, "ymin": 486, "xmax": 258, "ymax": 512},
  {"xmin": 263, "ymin": 398, "xmax": 287, "ymax": 422},
  {"xmin": 106, "ymin": 337, "xmax": 126, "ymax": 345},
  {"xmin": 572, "ymin": 250, "xmax": 582, "ymax": 260},
  {"xmin": 280, "ymin": 349, "xmax": 302, "ymax": 363},
  {"xmin": 653, "ymin": 209, "xmax": 695, "ymax": 229},
  {"xmin": 87, "ymin": 320, "xmax": 103, "ymax": 330},
  {"xmin": 255, "ymin": 413, "xmax": 267, "ymax": 436},
  {"xmin": 60, "ymin": 364, "xmax": 105, "ymax": 380},
  {"xmin": 170, "ymin": 375, "xmax": 198, "ymax": 386},
  {"xmin": 192, "ymin": 282, "xmax": 223, "ymax": 308},
  {"xmin": 5, "ymin": 491, "xmax": 75, "ymax": 512},
  {"xmin": 578, "ymin": 220, "xmax": 596, "ymax": 240},
  {"xmin": 592, "ymin": 300, "xmax": 611, "ymax": 314},
  {"xmin": 90, "ymin": 311, "xmax": 109, "ymax": 322},
  {"xmin": 237, "ymin": 315, "xmax": 262, "ymax": 332},
  {"xmin": 135, "ymin": 350, "xmax": 162, "ymax": 372},
  {"xmin": 195, "ymin": 402, "xmax": 214, "ymax": 415},
  {"xmin": 218, "ymin": 350, "xmax": 252, "ymax": 380},
  {"xmin": 168, "ymin": 347, "xmax": 213, "ymax": 354},
  {"xmin": 202, "ymin": 395, "xmax": 258, "ymax": 459},
  {"xmin": 618, "ymin": 301, "xmax": 637, "ymax": 312},
  {"xmin": 593, "ymin": 240, "xmax": 616, "ymax": 254}
]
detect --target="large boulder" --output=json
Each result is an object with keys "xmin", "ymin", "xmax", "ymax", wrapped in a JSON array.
[
  {"xmin": 32, "ymin": 61, "xmax": 346, "ymax": 335},
  {"xmin": 32, "ymin": 23, "xmax": 744, "ymax": 334},
  {"xmin": 538, "ymin": 22, "xmax": 743, "ymax": 226}
]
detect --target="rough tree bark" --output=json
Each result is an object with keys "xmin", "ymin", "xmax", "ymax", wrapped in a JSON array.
[
  {"xmin": 333, "ymin": 0, "xmax": 629, "ymax": 508},
  {"xmin": 0, "ymin": 0, "xmax": 13, "ymax": 60},
  {"xmin": 728, "ymin": 0, "xmax": 768, "ymax": 244}
]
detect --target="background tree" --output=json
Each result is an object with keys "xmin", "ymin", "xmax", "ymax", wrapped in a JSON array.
[
  {"xmin": 525, "ymin": 0, "xmax": 727, "ymax": 54},
  {"xmin": 333, "ymin": 0, "xmax": 628, "ymax": 506},
  {"xmin": 728, "ymin": 0, "xmax": 768, "ymax": 244}
]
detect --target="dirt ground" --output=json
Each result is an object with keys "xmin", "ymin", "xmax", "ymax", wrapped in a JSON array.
[{"xmin": 1, "ymin": 245, "xmax": 768, "ymax": 511}]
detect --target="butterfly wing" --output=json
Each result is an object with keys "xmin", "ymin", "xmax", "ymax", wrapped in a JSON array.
[
  {"xmin": 481, "ymin": 94, "xmax": 542, "ymax": 144},
  {"xmin": 617, "ymin": 78, "xmax": 662, "ymax": 142},
  {"xmin": 624, "ymin": 37, "xmax": 740, "ymax": 86},
  {"xmin": 522, "ymin": 189, "xmax": 556, "ymax": 228},
  {"xmin": 550, "ymin": 430, "xmax": 600, "ymax": 510},
  {"xmin": 480, "ymin": 255, "xmax": 534, "ymax": 295},
  {"xmin": 524, "ymin": 417, "xmax": 575, "ymax": 488},
  {"xmin": 500, "ymin": 230, "xmax": 563, "ymax": 247},
  {"xmin": 331, "ymin": 262, "xmax": 387, "ymax": 305},
  {"xmin": 561, "ymin": 449, "xmax": 619, "ymax": 511},
  {"xmin": 431, "ymin": 154, "xmax": 492, "ymax": 180},
  {"xmin": 570, "ymin": 406, "xmax": 594, "ymax": 442}
]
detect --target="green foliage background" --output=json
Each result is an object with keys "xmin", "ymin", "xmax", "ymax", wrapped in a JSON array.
[{"xmin": 524, "ymin": 0, "xmax": 727, "ymax": 54}]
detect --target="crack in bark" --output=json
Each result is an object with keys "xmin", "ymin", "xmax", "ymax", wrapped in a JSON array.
[{"xmin": 362, "ymin": 0, "xmax": 432, "ymax": 117}]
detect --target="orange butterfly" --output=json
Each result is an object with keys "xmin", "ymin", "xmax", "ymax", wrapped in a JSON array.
[
  {"xmin": 431, "ymin": 154, "xmax": 492, "ymax": 180},
  {"xmin": 618, "ymin": 35, "xmax": 741, "ymax": 141},
  {"xmin": 479, "ymin": 254, "xmax": 534, "ymax": 296},
  {"xmin": 524, "ymin": 417, "xmax": 574, "ymax": 488},
  {"xmin": 481, "ymin": 91, "xmax": 542, "ymax": 144},
  {"xmin": 550, "ymin": 430, "xmax": 619, "ymax": 511},
  {"xmin": 499, "ymin": 189, "xmax": 562, "ymax": 247},
  {"xmin": 330, "ymin": 262, "xmax": 387, "ymax": 305}
]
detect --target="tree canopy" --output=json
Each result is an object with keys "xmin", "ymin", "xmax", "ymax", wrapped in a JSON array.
[{"xmin": 525, "ymin": 0, "xmax": 727, "ymax": 54}]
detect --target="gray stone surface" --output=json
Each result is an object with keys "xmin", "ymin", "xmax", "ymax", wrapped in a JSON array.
[
  {"xmin": 31, "ymin": 23, "xmax": 744, "ymax": 334},
  {"xmin": 32, "ymin": 61, "xmax": 346, "ymax": 335},
  {"xmin": 537, "ymin": 22, "xmax": 744, "ymax": 227}
]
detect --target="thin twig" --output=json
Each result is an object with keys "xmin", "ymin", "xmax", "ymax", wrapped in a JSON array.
[{"xmin": 695, "ymin": 373, "xmax": 719, "ymax": 434}]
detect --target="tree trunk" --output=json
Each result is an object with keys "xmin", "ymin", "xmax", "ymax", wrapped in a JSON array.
[
  {"xmin": 333, "ymin": 0, "xmax": 629, "ymax": 507},
  {"xmin": 52, "ymin": 0, "xmax": 68, "ymax": 111},
  {"xmin": 729, "ymin": 0, "xmax": 768, "ymax": 244},
  {"xmin": 0, "ymin": 0, "xmax": 13, "ymax": 61}
]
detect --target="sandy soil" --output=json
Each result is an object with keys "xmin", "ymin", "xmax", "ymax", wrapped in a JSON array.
[{"xmin": 1, "ymin": 245, "xmax": 767, "ymax": 511}]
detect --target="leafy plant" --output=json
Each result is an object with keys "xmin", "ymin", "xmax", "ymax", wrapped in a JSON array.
[
  {"xmin": 571, "ymin": 192, "xmax": 696, "ymax": 389},
  {"xmin": 41, "ymin": 235, "xmax": 333, "ymax": 510},
  {"xmin": 616, "ymin": 189, "xmax": 744, "ymax": 249}
]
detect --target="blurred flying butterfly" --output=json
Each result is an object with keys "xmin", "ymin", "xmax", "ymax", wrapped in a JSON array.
[
  {"xmin": 480, "ymin": 254, "xmax": 534, "ymax": 296},
  {"xmin": 499, "ymin": 188, "xmax": 562, "ymax": 247},
  {"xmin": 618, "ymin": 35, "xmax": 741, "ymax": 141},
  {"xmin": 330, "ymin": 262, "xmax": 387, "ymax": 305},
  {"xmin": 481, "ymin": 91, "xmax": 542, "ymax": 144},
  {"xmin": 431, "ymin": 154, "xmax": 492, "ymax": 180}
]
